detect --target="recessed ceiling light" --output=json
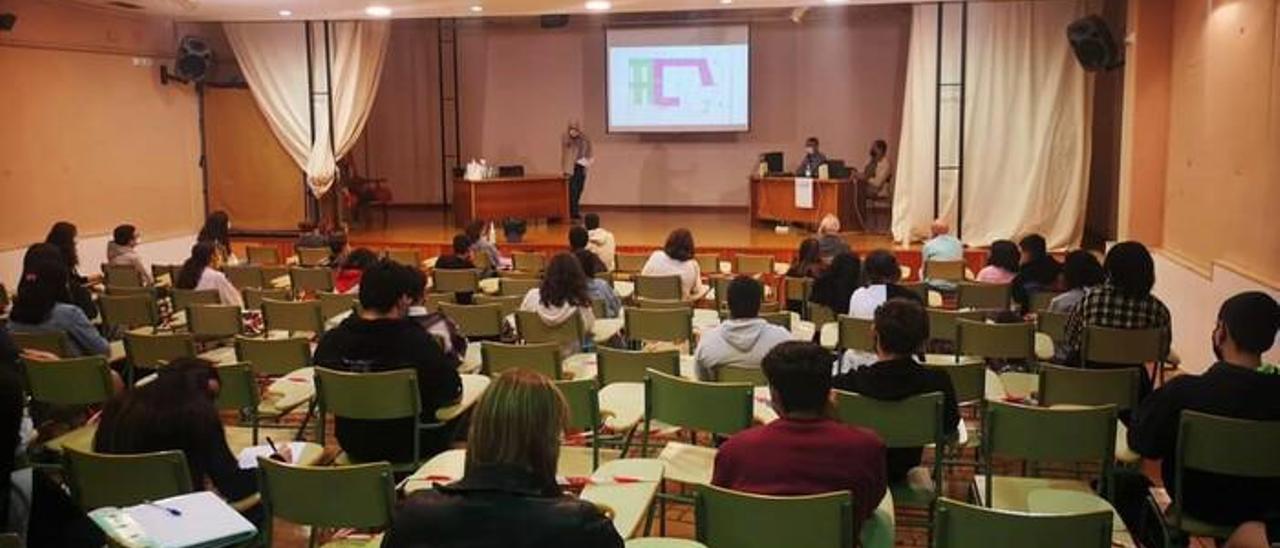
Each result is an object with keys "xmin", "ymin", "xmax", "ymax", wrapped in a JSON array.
[
  {"xmin": 469, "ymin": 5, "xmax": 483, "ymax": 12},
  {"xmin": 585, "ymin": 0, "xmax": 611, "ymax": 11},
  {"xmin": 720, "ymin": 0, "xmax": 733, "ymax": 4},
  {"xmin": 365, "ymin": 5, "xmax": 393, "ymax": 17},
  {"xmin": 278, "ymin": 9, "xmax": 292, "ymax": 16}
]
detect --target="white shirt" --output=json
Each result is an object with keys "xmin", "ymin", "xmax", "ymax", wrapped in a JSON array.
[
  {"xmin": 196, "ymin": 267, "xmax": 243, "ymax": 308},
  {"xmin": 586, "ymin": 228, "xmax": 617, "ymax": 271},
  {"xmin": 641, "ymin": 251, "xmax": 706, "ymax": 301}
]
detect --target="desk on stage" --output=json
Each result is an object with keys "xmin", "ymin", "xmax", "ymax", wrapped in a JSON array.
[
  {"xmin": 453, "ymin": 175, "xmax": 570, "ymax": 227},
  {"xmin": 749, "ymin": 176, "xmax": 861, "ymax": 230}
]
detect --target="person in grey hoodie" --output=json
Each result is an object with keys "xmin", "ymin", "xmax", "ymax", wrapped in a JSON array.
[
  {"xmin": 107, "ymin": 224, "xmax": 153, "ymax": 285},
  {"xmin": 695, "ymin": 276, "xmax": 792, "ymax": 381},
  {"xmin": 519, "ymin": 253, "xmax": 596, "ymax": 357}
]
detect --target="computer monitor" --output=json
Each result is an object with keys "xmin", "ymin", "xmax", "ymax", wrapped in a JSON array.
[
  {"xmin": 826, "ymin": 159, "xmax": 849, "ymax": 179},
  {"xmin": 498, "ymin": 165, "xmax": 525, "ymax": 178},
  {"xmin": 761, "ymin": 152, "xmax": 784, "ymax": 175}
]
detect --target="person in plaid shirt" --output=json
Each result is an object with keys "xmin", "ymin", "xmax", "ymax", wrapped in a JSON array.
[{"xmin": 1063, "ymin": 241, "xmax": 1172, "ymax": 376}]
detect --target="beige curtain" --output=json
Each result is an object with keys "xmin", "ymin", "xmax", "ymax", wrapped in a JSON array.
[{"xmin": 223, "ymin": 21, "xmax": 390, "ymax": 198}]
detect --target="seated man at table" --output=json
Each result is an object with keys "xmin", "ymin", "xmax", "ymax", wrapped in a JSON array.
[
  {"xmin": 713, "ymin": 341, "xmax": 887, "ymax": 535},
  {"xmin": 694, "ymin": 276, "xmax": 792, "ymax": 381},
  {"xmin": 313, "ymin": 259, "xmax": 463, "ymax": 464},
  {"xmin": 1128, "ymin": 291, "xmax": 1280, "ymax": 543},
  {"xmin": 833, "ymin": 298, "xmax": 959, "ymax": 484}
]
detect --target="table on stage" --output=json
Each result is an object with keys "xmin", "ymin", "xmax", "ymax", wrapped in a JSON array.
[
  {"xmin": 453, "ymin": 174, "xmax": 570, "ymax": 227},
  {"xmin": 749, "ymin": 176, "xmax": 862, "ymax": 231}
]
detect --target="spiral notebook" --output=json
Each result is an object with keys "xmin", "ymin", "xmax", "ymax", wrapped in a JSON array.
[{"xmin": 89, "ymin": 491, "xmax": 257, "ymax": 548}]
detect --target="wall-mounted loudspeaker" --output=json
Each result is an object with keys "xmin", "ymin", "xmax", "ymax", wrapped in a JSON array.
[
  {"xmin": 161, "ymin": 35, "xmax": 214, "ymax": 85},
  {"xmin": 1067, "ymin": 15, "xmax": 1122, "ymax": 71},
  {"xmin": 0, "ymin": 13, "xmax": 17, "ymax": 32},
  {"xmin": 540, "ymin": 14, "xmax": 569, "ymax": 29}
]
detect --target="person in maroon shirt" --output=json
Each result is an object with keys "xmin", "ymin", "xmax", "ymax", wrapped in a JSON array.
[{"xmin": 712, "ymin": 341, "xmax": 888, "ymax": 532}]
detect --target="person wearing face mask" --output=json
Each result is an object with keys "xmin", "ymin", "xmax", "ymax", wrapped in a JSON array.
[
  {"xmin": 313, "ymin": 259, "xmax": 463, "ymax": 464},
  {"xmin": 854, "ymin": 139, "xmax": 893, "ymax": 197},
  {"xmin": 795, "ymin": 137, "xmax": 827, "ymax": 177},
  {"xmin": 561, "ymin": 121, "xmax": 593, "ymax": 220}
]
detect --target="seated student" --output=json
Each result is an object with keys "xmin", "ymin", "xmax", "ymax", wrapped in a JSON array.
[
  {"xmin": 94, "ymin": 358, "xmax": 264, "ymax": 513},
  {"xmin": 175, "ymin": 242, "xmax": 243, "ymax": 308},
  {"xmin": 197, "ymin": 210, "xmax": 235, "ymax": 265},
  {"xmin": 583, "ymin": 213, "xmax": 616, "ymax": 272},
  {"xmin": 809, "ymin": 252, "xmax": 861, "ymax": 316},
  {"xmin": 833, "ymin": 299, "xmax": 959, "ymax": 483},
  {"xmin": 783, "ymin": 238, "xmax": 824, "ymax": 314},
  {"xmin": 295, "ymin": 221, "xmax": 328, "ymax": 252},
  {"xmin": 334, "ymin": 248, "xmax": 379, "ymax": 295},
  {"xmin": 641, "ymin": 228, "xmax": 707, "ymax": 301},
  {"xmin": 1011, "ymin": 233, "xmax": 1062, "ymax": 311},
  {"xmin": 694, "ymin": 276, "xmax": 792, "ymax": 381},
  {"xmin": 436, "ymin": 234, "xmax": 477, "ymax": 270},
  {"xmin": 569, "ymin": 228, "xmax": 620, "ymax": 319},
  {"xmin": 313, "ymin": 260, "xmax": 463, "ymax": 463},
  {"xmin": 520, "ymin": 254, "xmax": 596, "ymax": 357},
  {"xmin": 1047, "ymin": 250, "xmax": 1104, "ymax": 315},
  {"xmin": 816, "ymin": 214, "xmax": 852, "ymax": 263},
  {"xmin": 921, "ymin": 219, "xmax": 963, "ymax": 292},
  {"xmin": 383, "ymin": 369, "xmax": 623, "ymax": 548},
  {"xmin": 107, "ymin": 224, "xmax": 153, "ymax": 286},
  {"xmin": 44, "ymin": 221, "xmax": 97, "ymax": 319},
  {"xmin": 465, "ymin": 221, "xmax": 502, "ymax": 277},
  {"xmin": 404, "ymin": 268, "xmax": 467, "ymax": 370},
  {"xmin": 842, "ymin": 250, "xmax": 922, "ymax": 372},
  {"xmin": 975, "ymin": 239, "xmax": 1019, "ymax": 284},
  {"xmin": 712, "ymin": 341, "xmax": 887, "ymax": 534},
  {"xmin": 326, "ymin": 231, "xmax": 351, "ymax": 268},
  {"xmin": 1129, "ymin": 292, "xmax": 1280, "ymax": 543},
  {"xmin": 8, "ymin": 256, "xmax": 110, "ymax": 357}
]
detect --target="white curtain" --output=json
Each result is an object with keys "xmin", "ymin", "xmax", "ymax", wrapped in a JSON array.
[
  {"xmin": 223, "ymin": 21, "xmax": 390, "ymax": 198},
  {"xmin": 892, "ymin": 1, "xmax": 1095, "ymax": 249}
]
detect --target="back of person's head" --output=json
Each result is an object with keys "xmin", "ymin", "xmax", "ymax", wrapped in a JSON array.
[
  {"xmin": 199, "ymin": 211, "xmax": 230, "ymax": 245},
  {"xmin": 873, "ymin": 139, "xmax": 888, "ymax": 154},
  {"xmin": 863, "ymin": 249, "xmax": 900, "ymax": 285},
  {"xmin": 1062, "ymin": 250, "xmax": 1104, "ymax": 290},
  {"xmin": 818, "ymin": 214, "xmax": 841, "ymax": 236},
  {"xmin": 986, "ymin": 240, "xmax": 1021, "ymax": 272},
  {"xmin": 930, "ymin": 219, "xmax": 950, "ymax": 237},
  {"xmin": 358, "ymin": 259, "xmax": 412, "ymax": 314},
  {"xmin": 176, "ymin": 242, "xmax": 217, "ymax": 290},
  {"xmin": 1104, "ymin": 241, "xmax": 1155, "ymax": 297},
  {"xmin": 405, "ymin": 266, "xmax": 428, "ymax": 305},
  {"xmin": 727, "ymin": 275, "xmax": 764, "ymax": 320},
  {"xmin": 584, "ymin": 213, "xmax": 601, "ymax": 231},
  {"xmin": 10, "ymin": 255, "xmax": 71, "ymax": 325},
  {"xmin": 874, "ymin": 298, "xmax": 929, "ymax": 356},
  {"xmin": 327, "ymin": 232, "xmax": 349, "ymax": 256},
  {"xmin": 1216, "ymin": 292, "xmax": 1280, "ymax": 357},
  {"xmin": 1018, "ymin": 234, "xmax": 1048, "ymax": 262},
  {"xmin": 465, "ymin": 220, "xmax": 485, "ymax": 242},
  {"xmin": 540, "ymin": 253, "xmax": 589, "ymax": 308},
  {"xmin": 828, "ymin": 252, "xmax": 862, "ymax": 288},
  {"xmin": 451, "ymin": 234, "xmax": 471, "ymax": 256},
  {"xmin": 572, "ymin": 249, "xmax": 603, "ymax": 278},
  {"xmin": 466, "ymin": 369, "xmax": 568, "ymax": 482},
  {"xmin": 663, "ymin": 228, "xmax": 695, "ymax": 262},
  {"xmin": 22, "ymin": 242, "xmax": 65, "ymax": 273},
  {"xmin": 796, "ymin": 238, "xmax": 820, "ymax": 266},
  {"xmin": 113, "ymin": 224, "xmax": 138, "ymax": 246},
  {"xmin": 568, "ymin": 226, "xmax": 590, "ymax": 251},
  {"xmin": 45, "ymin": 221, "xmax": 79, "ymax": 269},
  {"xmin": 762, "ymin": 341, "xmax": 833, "ymax": 416},
  {"xmin": 341, "ymin": 248, "xmax": 379, "ymax": 271},
  {"xmin": 96, "ymin": 358, "xmax": 220, "ymax": 452}
]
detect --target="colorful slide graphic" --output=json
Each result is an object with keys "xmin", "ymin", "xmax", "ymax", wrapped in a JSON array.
[{"xmin": 608, "ymin": 44, "xmax": 750, "ymax": 132}]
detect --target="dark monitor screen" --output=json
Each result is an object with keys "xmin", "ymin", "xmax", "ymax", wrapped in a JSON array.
[
  {"xmin": 826, "ymin": 159, "xmax": 849, "ymax": 179},
  {"xmin": 761, "ymin": 152, "xmax": 784, "ymax": 175}
]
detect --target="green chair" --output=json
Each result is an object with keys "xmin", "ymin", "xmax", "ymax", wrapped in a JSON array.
[
  {"xmin": 760, "ymin": 311, "xmax": 791, "ymax": 330},
  {"xmin": 289, "ymin": 267, "xmax": 335, "ymax": 296},
  {"xmin": 515, "ymin": 310, "xmax": 584, "ymax": 354},
  {"xmin": 957, "ymin": 282, "xmax": 1011, "ymax": 310},
  {"xmin": 837, "ymin": 315, "xmax": 875, "ymax": 352},
  {"xmin": 732, "ymin": 254, "xmax": 774, "ymax": 275},
  {"xmin": 636, "ymin": 297, "xmax": 693, "ymax": 310},
  {"xmin": 924, "ymin": 363, "xmax": 986, "ymax": 407},
  {"xmin": 105, "ymin": 285, "xmax": 157, "ymax": 298},
  {"xmin": 716, "ymin": 366, "xmax": 767, "ymax": 386},
  {"xmin": 122, "ymin": 332, "xmax": 196, "ymax": 382},
  {"xmin": 956, "ymin": 319, "xmax": 1035, "ymax": 361},
  {"xmin": 634, "ymin": 275, "xmax": 683, "ymax": 301},
  {"xmin": 315, "ymin": 367, "xmax": 438, "ymax": 470},
  {"xmin": 476, "ymin": 294, "xmax": 523, "ymax": 317},
  {"xmin": 783, "ymin": 277, "xmax": 812, "ymax": 314},
  {"xmin": 386, "ymin": 248, "xmax": 421, "ymax": 266},
  {"xmin": 615, "ymin": 252, "xmax": 650, "ymax": 274},
  {"xmin": 433, "ymin": 269, "xmax": 481, "ymax": 294},
  {"xmin": 924, "ymin": 260, "xmax": 966, "ymax": 282},
  {"xmin": 624, "ymin": 307, "xmax": 693, "ymax": 347},
  {"xmin": 710, "ymin": 276, "xmax": 732, "ymax": 311},
  {"xmin": 694, "ymin": 484, "xmax": 852, "ymax": 548},
  {"xmin": 807, "ymin": 302, "xmax": 837, "ymax": 328},
  {"xmin": 235, "ymin": 335, "xmax": 312, "ymax": 377},
  {"xmin": 225, "ymin": 265, "xmax": 267, "ymax": 290},
  {"xmin": 99, "ymin": 294, "xmax": 159, "ymax": 332},
  {"xmin": 901, "ymin": 282, "xmax": 929, "ymax": 303},
  {"xmin": 596, "ymin": 347, "xmax": 679, "ymax": 385},
  {"xmin": 26, "ymin": 357, "xmax": 115, "ymax": 458},
  {"xmin": 246, "ymin": 245, "xmax": 282, "ymax": 266},
  {"xmin": 512, "ymin": 251, "xmax": 546, "ymax": 273},
  {"xmin": 64, "ymin": 447, "xmax": 192, "ymax": 510},
  {"xmin": 262, "ymin": 299, "xmax": 325, "ymax": 336},
  {"xmin": 978, "ymin": 401, "xmax": 1117, "ymax": 505},
  {"xmin": 317, "ymin": 291, "xmax": 357, "ymax": 321},
  {"xmin": 213, "ymin": 362, "xmax": 264, "ymax": 444},
  {"xmin": 1029, "ymin": 291, "xmax": 1064, "ymax": 312},
  {"xmin": 243, "ymin": 287, "xmax": 290, "ymax": 310},
  {"xmin": 422, "ymin": 292, "xmax": 456, "ymax": 313},
  {"xmin": 1037, "ymin": 311, "xmax": 1070, "ymax": 344},
  {"xmin": 263, "ymin": 265, "xmax": 291, "ymax": 287},
  {"xmin": 151, "ymin": 264, "xmax": 179, "ymax": 285},
  {"xmin": 933, "ymin": 497, "xmax": 1113, "ymax": 548},
  {"xmin": 9, "ymin": 330, "xmax": 72, "ymax": 357},
  {"xmin": 438, "ymin": 302, "xmax": 504, "ymax": 339},
  {"xmin": 498, "ymin": 277, "xmax": 540, "ymax": 297},
  {"xmin": 257, "ymin": 458, "xmax": 396, "ymax": 548},
  {"xmin": 693, "ymin": 254, "xmax": 719, "ymax": 275},
  {"xmin": 481, "ymin": 341, "xmax": 562, "ymax": 379},
  {"xmin": 835, "ymin": 390, "xmax": 946, "ymax": 516},
  {"xmin": 187, "ymin": 304, "xmax": 242, "ymax": 339},
  {"xmin": 102, "ymin": 263, "xmax": 144, "ymax": 288},
  {"xmin": 1080, "ymin": 325, "xmax": 1166, "ymax": 383},
  {"xmin": 927, "ymin": 309, "xmax": 988, "ymax": 345},
  {"xmin": 296, "ymin": 247, "xmax": 331, "ymax": 267},
  {"xmin": 1038, "ymin": 364, "xmax": 1141, "ymax": 412},
  {"xmin": 555, "ymin": 378, "xmax": 603, "ymax": 470},
  {"xmin": 172, "ymin": 288, "xmax": 222, "ymax": 314}
]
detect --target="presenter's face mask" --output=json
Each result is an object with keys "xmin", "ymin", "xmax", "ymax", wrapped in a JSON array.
[{"xmin": 806, "ymin": 147, "xmax": 816, "ymax": 155}]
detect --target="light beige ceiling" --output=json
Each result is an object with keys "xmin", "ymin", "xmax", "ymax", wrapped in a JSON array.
[{"xmin": 71, "ymin": 0, "xmax": 929, "ymax": 22}]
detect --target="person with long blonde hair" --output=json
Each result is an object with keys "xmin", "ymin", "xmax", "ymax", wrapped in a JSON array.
[{"xmin": 383, "ymin": 369, "xmax": 622, "ymax": 547}]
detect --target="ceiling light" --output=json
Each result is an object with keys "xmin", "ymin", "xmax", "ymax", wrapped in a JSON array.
[
  {"xmin": 365, "ymin": 5, "xmax": 392, "ymax": 17},
  {"xmin": 585, "ymin": 0, "xmax": 611, "ymax": 11},
  {"xmin": 469, "ymin": 5, "xmax": 483, "ymax": 12},
  {"xmin": 824, "ymin": 0, "xmax": 848, "ymax": 3},
  {"xmin": 277, "ymin": 9, "xmax": 292, "ymax": 16},
  {"xmin": 720, "ymin": 0, "xmax": 733, "ymax": 4}
]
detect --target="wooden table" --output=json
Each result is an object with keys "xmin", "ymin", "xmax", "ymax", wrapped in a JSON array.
[
  {"xmin": 749, "ymin": 176, "xmax": 861, "ymax": 230},
  {"xmin": 453, "ymin": 175, "xmax": 570, "ymax": 227}
]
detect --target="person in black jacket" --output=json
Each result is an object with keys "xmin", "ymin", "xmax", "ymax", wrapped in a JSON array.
[
  {"xmin": 383, "ymin": 369, "xmax": 622, "ymax": 548},
  {"xmin": 1010, "ymin": 233, "xmax": 1062, "ymax": 312},
  {"xmin": 833, "ymin": 298, "xmax": 959, "ymax": 483},
  {"xmin": 312, "ymin": 259, "xmax": 463, "ymax": 464},
  {"xmin": 808, "ymin": 252, "xmax": 861, "ymax": 316}
]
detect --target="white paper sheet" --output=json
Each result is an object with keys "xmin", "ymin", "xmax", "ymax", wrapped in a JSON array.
[
  {"xmin": 794, "ymin": 177, "xmax": 814, "ymax": 209},
  {"xmin": 236, "ymin": 442, "xmax": 307, "ymax": 469}
]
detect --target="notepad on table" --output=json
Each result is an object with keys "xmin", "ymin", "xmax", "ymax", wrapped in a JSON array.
[
  {"xmin": 236, "ymin": 441, "xmax": 307, "ymax": 469},
  {"xmin": 89, "ymin": 491, "xmax": 257, "ymax": 548}
]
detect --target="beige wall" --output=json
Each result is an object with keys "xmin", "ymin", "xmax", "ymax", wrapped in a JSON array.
[
  {"xmin": 355, "ymin": 7, "xmax": 912, "ymax": 206},
  {"xmin": 205, "ymin": 87, "xmax": 306, "ymax": 230},
  {"xmin": 0, "ymin": 0, "xmax": 203, "ymax": 251}
]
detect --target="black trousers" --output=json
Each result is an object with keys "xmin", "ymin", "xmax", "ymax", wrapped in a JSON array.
[{"xmin": 569, "ymin": 164, "xmax": 587, "ymax": 218}]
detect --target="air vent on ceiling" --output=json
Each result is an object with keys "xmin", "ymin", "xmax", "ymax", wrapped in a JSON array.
[{"xmin": 106, "ymin": 1, "xmax": 145, "ymax": 10}]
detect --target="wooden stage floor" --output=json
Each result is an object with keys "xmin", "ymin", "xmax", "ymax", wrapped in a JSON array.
[{"xmin": 348, "ymin": 208, "xmax": 902, "ymax": 252}]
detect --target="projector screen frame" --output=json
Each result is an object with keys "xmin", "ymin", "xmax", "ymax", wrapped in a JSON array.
[{"xmin": 604, "ymin": 23, "xmax": 753, "ymax": 135}]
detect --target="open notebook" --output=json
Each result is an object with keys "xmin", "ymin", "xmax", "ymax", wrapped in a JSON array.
[
  {"xmin": 89, "ymin": 491, "xmax": 257, "ymax": 548},
  {"xmin": 236, "ymin": 441, "xmax": 307, "ymax": 469}
]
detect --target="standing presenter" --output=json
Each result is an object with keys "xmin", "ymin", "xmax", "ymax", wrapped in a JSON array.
[{"xmin": 562, "ymin": 121, "xmax": 593, "ymax": 221}]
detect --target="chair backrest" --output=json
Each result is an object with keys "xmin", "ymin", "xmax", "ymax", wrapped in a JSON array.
[
  {"xmin": 439, "ymin": 302, "xmax": 504, "ymax": 338},
  {"xmin": 105, "ymin": 285, "xmax": 157, "ymax": 298},
  {"xmin": 645, "ymin": 369, "xmax": 752, "ymax": 435},
  {"xmin": 760, "ymin": 311, "xmax": 791, "ymax": 330},
  {"xmin": 734, "ymin": 254, "xmax": 775, "ymax": 276},
  {"xmin": 315, "ymin": 367, "xmax": 421, "ymax": 421},
  {"xmin": 927, "ymin": 309, "xmax": 988, "ymax": 343},
  {"xmin": 596, "ymin": 347, "xmax": 680, "ymax": 385},
  {"xmin": 957, "ymin": 282, "xmax": 1011, "ymax": 310},
  {"xmin": 695, "ymin": 484, "xmax": 852, "ymax": 548},
  {"xmin": 99, "ymin": 294, "xmax": 159, "ymax": 331},
  {"xmin": 246, "ymin": 245, "xmax": 282, "ymax": 266},
  {"xmin": 9, "ymin": 330, "xmax": 72, "ymax": 357},
  {"xmin": 1176, "ymin": 410, "xmax": 1280, "ymax": 484},
  {"xmin": 924, "ymin": 363, "xmax": 986, "ymax": 406},
  {"xmin": 318, "ymin": 291, "xmax": 358, "ymax": 320},
  {"xmin": 717, "ymin": 366, "xmax": 767, "ymax": 386},
  {"xmin": 615, "ymin": 252, "xmax": 650, "ymax": 274},
  {"xmin": 151, "ymin": 264, "xmax": 177, "ymax": 286},
  {"xmin": 983, "ymin": 401, "xmax": 1116, "ymax": 468},
  {"xmin": 187, "ymin": 304, "xmax": 242, "ymax": 338},
  {"xmin": 123, "ymin": 332, "xmax": 196, "ymax": 370},
  {"xmin": 1081, "ymin": 325, "xmax": 1163, "ymax": 366},
  {"xmin": 514, "ymin": 310, "xmax": 583, "ymax": 354},
  {"xmin": 471, "ymin": 248, "xmax": 492, "ymax": 272},
  {"xmin": 225, "ymin": 265, "xmax": 266, "ymax": 290},
  {"xmin": 172, "ymin": 288, "xmax": 222, "ymax": 313},
  {"xmin": 476, "ymin": 294, "xmax": 523, "ymax": 317},
  {"xmin": 554, "ymin": 378, "xmax": 600, "ymax": 433},
  {"xmin": 783, "ymin": 277, "xmax": 812, "ymax": 303},
  {"xmin": 933, "ymin": 497, "xmax": 1113, "ymax": 548},
  {"xmin": 102, "ymin": 263, "xmax": 143, "ymax": 288},
  {"xmin": 900, "ymin": 282, "xmax": 929, "ymax": 303},
  {"xmin": 257, "ymin": 459, "xmax": 396, "ymax": 536},
  {"xmin": 1037, "ymin": 311, "xmax": 1070, "ymax": 343},
  {"xmin": 297, "ymin": 247, "xmax": 331, "ymax": 267},
  {"xmin": 498, "ymin": 277, "xmax": 540, "ymax": 297},
  {"xmin": 1039, "ymin": 364, "xmax": 1141, "ymax": 412},
  {"xmin": 498, "ymin": 269, "xmax": 541, "ymax": 280},
  {"xmin": 422, "ymin": 292, "xmax": 455, "ymax": 313},
  {"xmin": 924, "ymin": 260, "xmax": 966, "ymax": 281},
  {"xmin": 635, "ymin": 297, "xmax": 693, "ymax": 310},
  {"xmin": 236, "ymin": 335, "xmax": 312, "ymax": 377},
  {"xmin": 512, "ymin": 251, "xmax": 546, "ymax": 273},
  {"xmin": 433, "ymin": 269, "xmax": 481, "ymax": 294},
  {"xmin": 25, "ymin": 356, "xmax": 115, "ymax": 406},
  {"xmin": 836, "ymin": 315, "xmax": 875, "ymax": 352},
  {"xmin": 1029, "ymin": 291, "xmax": 1064, "ymax": 312},
  {"xmin": 262, "ymin": 298, "xmax": 325, "ymax": 335},
  {"xmin": 807, "ymin": 302, "xmax": 836, "ymax": 327},
  {"xmin": 695, "ymin": 254, "xmax": 720, "ymax": 274},
  {"xmin": 481, "ymin": 341, "xmax": 562, "ymax": 379},
  {"xmin": 956, "ymin": 319, "xmax": 1035, "ymax": 360},
  {"xmin": 624, "ymin": 307, "xmax": 693, "ymax": 345},
  {"xmin": 634, "ymin": 275, "xmax": 683, "ymax": 300},
  {"xmin": 834, "ymin": 390, "xmax": 945, "ymax": 448},
  {"xmin": 290, "ymin": 267, "xmax": 335, "ymax": 295},
  {"xmin": 386, "ymin": 248, "xmax": 421, "ymax": 266},
  {"xmin": 710, "ymin": 275, "xmax": 732, "ymax": 310},
  {"xmin": 243, "ymin": 287, "xmax": 291, "ymax": 310},
  {"xmin": 213, "ymin": 362, "xmax": 259, "ymax": 412},
  {"xmin": 64, "ymin": 448, "xmax": 192, "ymax": 510}
]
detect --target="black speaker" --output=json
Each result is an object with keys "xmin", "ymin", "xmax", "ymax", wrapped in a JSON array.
[
  {"xmin": 1067, "ymin": 15, "xmax": 1121, "ymax": 71},
  {"xmin": 0, "ymin": 13, "xmax": 16, "ymax": 32},
  {"xmin": 540, "ymin": 14, "xmax": 569, "ymax": 29}
]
